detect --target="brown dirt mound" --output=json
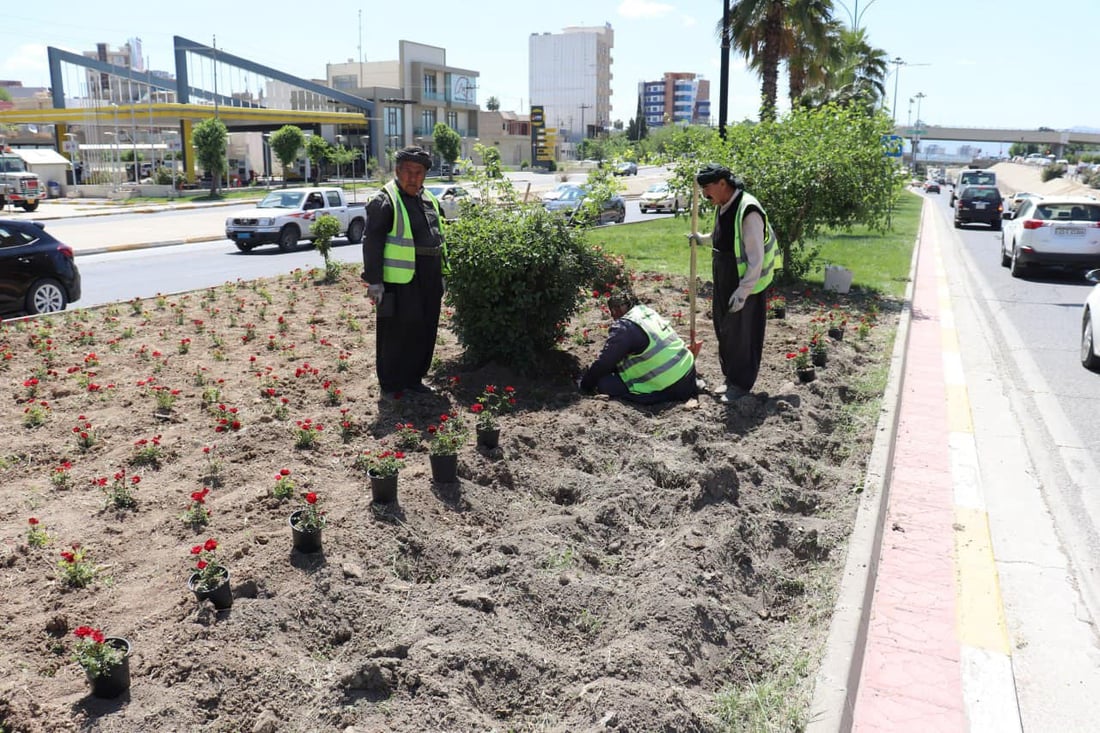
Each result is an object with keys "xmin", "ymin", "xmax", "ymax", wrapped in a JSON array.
[{"xmin": 0, "ymin": 268, "xmax": 895, "ymax": 731}]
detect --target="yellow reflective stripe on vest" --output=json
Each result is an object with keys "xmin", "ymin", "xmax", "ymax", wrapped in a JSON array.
[
  {"xmin": 381, "ymin": 181, "xmax": 416, "ymax": 283},
  {"xmin": 617, "ymin": 305, "xmax": 694, "ymax": 394},
  {"xmin": 732, "ymin": 192, "xmax": 777, "ymax": 294}
]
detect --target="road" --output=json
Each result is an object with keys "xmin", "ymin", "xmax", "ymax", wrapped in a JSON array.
[{"xmin": 925, "ymin": 188, "xmax": 1100, "ymax": 629}]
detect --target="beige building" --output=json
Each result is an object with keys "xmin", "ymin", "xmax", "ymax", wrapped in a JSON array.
[{"xmin": 325, "ymin": 41, "xmax": 479, "ymax": 167}]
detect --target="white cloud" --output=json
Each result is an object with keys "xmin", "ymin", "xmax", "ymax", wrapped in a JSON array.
[
  {"xmin": 0, "ymin": 44, "xmax": 50, "ymax": 85},
  {"xmin": 681, "ymin": 15, "xmax": 697, "ymax": 27},
  {"xmin": 617, "ymin": 0, "xmax": 674, "ymax": 19}
]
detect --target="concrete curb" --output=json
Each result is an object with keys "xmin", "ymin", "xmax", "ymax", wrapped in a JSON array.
[
  {"xmin": 804, "ymin": 197, "xmax": 924, "ymax": 732},
  {"xmin": 31, "ymin": 198, "xmax": 259, "ymax": 221},
  {"xmin": 75, "ymin": 235, "xmax": 225, "ymax": 257}
]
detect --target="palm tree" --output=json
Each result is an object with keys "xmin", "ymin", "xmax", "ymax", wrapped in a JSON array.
[
  {"xmin": 720, "ymin": 0, "xmax": 836, "ymax": 121},
  {"xmin": 800, "ymin": 26, "xmax": 888, "ymax": 113}
]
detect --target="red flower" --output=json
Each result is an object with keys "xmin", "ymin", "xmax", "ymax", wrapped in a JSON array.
[
  {"xmin": 485, "ymin": 385, "xmax": 496, "ymax": 394},
  {"xmin": 196, "ymin": 560, "xmax": 208, "ymax": 570},
  {"xmin": 203, "ymin": 538, "xmax": 218, "ymax": 552},
  {"xmin": 786, "ymin": 352, "xmax": 797, "ymax": 360},
  {"xmin": 280, "ymin": 468, "xmax": 291, "ymax": 477},
  {"xmin": 470, "ymin": 403, "xmax": 483, "ymax": 414},
  {"xmin": 504, "ymin": 386, "xmax": 515, "ymax": 393},
  {"xmin": 305, "ymin": 492, "xmax": 318, "ymax": 504},
  {"xmin": 395, "ymin": 451, "xmax": 405, "ymax": 459},
  {"xmin": 190, "ymin": 545, "xmax": 203, "ymax": 555},
  {"xmin": 60, "ymin": 551, "xmax": 75, "ymax": 562},
  {"xmin": 427, "ymin": 425, "xmax": 438, "ymax": 434},
  {"xmin": 28, "ymin": 517, "xmax": 39, "ymax": 525}
]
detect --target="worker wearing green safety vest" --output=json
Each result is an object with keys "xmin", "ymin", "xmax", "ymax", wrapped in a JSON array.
[
  {"xmin": 361, "ymin": 146, "xmax": 447, "ymax": 397},
  {"xmin": 579, "ymin": 290, "xmax": 700, "ymax": 405},
  {"xmin": 695, "ymin": 163, "xmax": 777, "ymax": 402}
]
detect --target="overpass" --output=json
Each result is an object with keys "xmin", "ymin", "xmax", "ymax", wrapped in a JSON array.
[{"xmin": 892, "ymin": 125, "xmax": 1100, "ymax": 156}]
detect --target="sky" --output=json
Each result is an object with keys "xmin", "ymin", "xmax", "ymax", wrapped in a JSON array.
[{"xmin": 2, "ymin": 0, "xmax": 1099, "ymax": 141}]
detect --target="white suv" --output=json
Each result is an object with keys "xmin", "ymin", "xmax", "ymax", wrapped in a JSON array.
[{"xmin": 1000, "ymin": 196, "xmax": 1100, "ymax": 278}]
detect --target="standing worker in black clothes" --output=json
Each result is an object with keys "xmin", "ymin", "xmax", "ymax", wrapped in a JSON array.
[
  {"xmin": 694, "ymin": 164, "xmax": 777, "ymax": 402},
  {"xmin": 362, "ymin": 146, "xmax": 447, "ymax": 397}
]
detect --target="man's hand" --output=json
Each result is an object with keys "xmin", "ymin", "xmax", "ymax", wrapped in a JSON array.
[
  {"xmin": 687, "ymin": 232, "xmax": 713, "ymax": 247},
  {"xmin": 727, "ymin": 292, "xmax": 746, "ymax": 313},
  {"xmin": 367, "ymin": 283, "xmax": 385, "ymax": 305}
]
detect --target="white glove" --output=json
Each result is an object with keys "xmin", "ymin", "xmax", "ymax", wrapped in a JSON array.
[
  {"xmin": 687, "ymin": 232, "xmax": 712, "ymax": 247},
  {"xmin": 367, "ymin": 283, "xmax": 385, "ymax": 305},
  {"xmin": 727, "ymin": 292, "xmax": 746, "ymax": 313}
]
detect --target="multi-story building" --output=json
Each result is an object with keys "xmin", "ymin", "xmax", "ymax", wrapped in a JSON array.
[
  {"xmin": 529, "ymin": 24, "xmax": 614, "ymax": 146},
  {"xmin": 325, "ymin": 41, "xmax": 479, "ymax": 168},
  {"xmin": 638, "ymin": 73, "xmax": 710, "ymax": 127}
]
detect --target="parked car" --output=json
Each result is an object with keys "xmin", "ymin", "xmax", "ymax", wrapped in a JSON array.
[
  {"xmin": 639, "ymin": 182, "xmax": 685, "ymax": 213},
  {"xmin": 225, "ymin": 187, "xmax": 366, "ymax": 253},
  {"xmin": 613, "ymin": 161, "xmax": 638, "ymax": 176},
  {"xmin": 954, "ymin": 185, "xmax": 1003, "ymax": 229},
  {"xmin": 923, "ymin": 180, "xmax": 941, "ymax": 194},
  {"xmin": 1082, "ymin": 269, "xmax": 1100, "ymax": 371},
  {"xmin": 0, "ymin": 220, "xmax": 81, "ymax": 317},
  {"xmin": 425, "ymin": 184, "xmax": 478, "ymax": 220},
  {"xmin": 542, "ymin": 184, "xmax": 626, "ymax": 225},
  {"xmin": 1000, "ymin": 196, "xmax": 1100, "ymax": 278}
]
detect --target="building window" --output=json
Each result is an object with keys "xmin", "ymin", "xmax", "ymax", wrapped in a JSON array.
[
  {"xmin": 423, "ymin": 74, "xmax": 437, "ymax": 95},
  {"xmin": 446, "ymin": 112, "xmax": 458, "ymax": 131},
  {"xmin": 384, "ymin": 107, "xmax": 402, "ymax": 141},
  {"xmin": 420, "ymin": 109, "xmax": 436, "ymax": 135}
]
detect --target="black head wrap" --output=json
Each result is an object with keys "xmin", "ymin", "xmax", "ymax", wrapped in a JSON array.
[
  {"xmin": 695, "ymin": 163, "xmax": 734, "ymax": 186},
  {"xmin": 395, "ymin": 145, "xmax": 432, "ymax": 170},
  {"xmin": 607, "ymin": 287, "xmax": 638, "ymax": 313}
]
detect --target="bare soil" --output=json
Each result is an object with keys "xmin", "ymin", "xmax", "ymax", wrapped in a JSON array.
[{"xmin": 0, "ymin": 267, "xmax": 896, "ymax": 732}]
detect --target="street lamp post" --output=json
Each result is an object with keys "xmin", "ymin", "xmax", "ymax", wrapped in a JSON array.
[
  {"xmin": 335, "ymin": 134, "xmax": 344, "ymax": 181},
  {"xmin": 164, "ymin": 130, "xmax": 179, "ymax": 195},
  {"xmin": 890, "ymin": 57, "xmax": 904, "ymax": 123},
  {"xmin": 913, "ymin": 92, "xmax": 926, "ymax": 169}
]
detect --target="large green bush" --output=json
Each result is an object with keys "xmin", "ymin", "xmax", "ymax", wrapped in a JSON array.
[
  {"xmin": 1041, "ymin": 163, "xmax": 1066, "ymax": 182},
  {"xmin": 444, "ymin": 202, "xmax": 627, "ymax": 370}
]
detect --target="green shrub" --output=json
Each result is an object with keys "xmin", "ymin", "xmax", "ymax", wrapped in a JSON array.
[
  {"xmin": 310, "ymin": 214, "xmax": 343, "ymax": 283},
  {"xmin": 1041, "ymin": 163, "xmax": 1066, "ymax": 182},
  {"xmin": 445, "ymin": 203, "xmax": 628, "ymax": 370}
]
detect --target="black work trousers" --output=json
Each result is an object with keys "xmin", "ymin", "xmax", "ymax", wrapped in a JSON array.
[
  {"xmin": 712, "ymin": 249, "xmax": 767, "ymax": 392},
  {"xmin": 375, "ymin": 253, "xmax": 444, "ymax": 393}
]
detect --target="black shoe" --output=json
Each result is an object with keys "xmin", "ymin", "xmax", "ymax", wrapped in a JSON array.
[
  {"xmin": 718, "ymin": 385, "xmax": 748, "ymax": 403},
  {"xmin": 407, "ymin": 382, "xmax": 436, "ymax": 394}
]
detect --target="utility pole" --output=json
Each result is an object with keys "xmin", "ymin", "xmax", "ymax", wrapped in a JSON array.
[
  {"xmin": 579, "ymin": 103, "xmax": 591, "ymax": 141},
  {"xmin": 719, "ymin": 0, "xmax": 730, "ymax": 139}
]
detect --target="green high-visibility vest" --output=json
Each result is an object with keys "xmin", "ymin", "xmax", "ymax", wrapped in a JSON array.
[
  {"xmin": 732, "ymin": 192, "xmax": 777, "ymax": 294},
  {"xmin": 617, "ymin": 304, "xmax": 694, "ymax": 394},
  {"xmin": 381, "ymin": 181, "xmax": 447, "ymax": 283}
]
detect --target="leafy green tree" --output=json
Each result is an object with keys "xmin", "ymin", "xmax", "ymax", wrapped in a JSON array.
[
  {"xmin": 486, "ymin": 96, "xmax": 500, "ymax": 111},
  {"xmin": 800, "ymin": 26, "xmax": 888, "ymax": 113},
  {"xmin": 433, "ymin": 122, "xmax": 461, "ymax": 180},
  {"xmin": 365, "ymin": 155, "xmax": 379, "ymax": 179},
  {"xmin": 326, "ymin": 144, "xmax": 359, "ymax": 180},
  {"xmin": 475, "ymin": 142, "xmax": 502, "ymax": 178},
  {"xmin": 304, "ymin": 135, "xmax": 330, "ymax": 185},
  {"xmin": 0, "ymin": 87, "xmax": 12, "ymax": 102},
  {"xmin": 310, "ymin": 214, "xmax": 343, "ymax": 283},
  {"xmin": 672, "ymin": 104, "xmax": 900, "ymax": 281},
  {"xmin": 191, "ymin": 117, "xmax": 228, "ymax": 196},
  {"xmin": 269, "ymin": 125, "xmax": 304, "ymax": 188}
]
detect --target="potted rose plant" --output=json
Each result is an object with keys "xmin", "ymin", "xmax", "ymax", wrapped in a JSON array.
[
  {"xmin": 787, "ymin": 346, "xmax": 816, "ymax": 383},
  {"xmin": 289, "ymin": 492, "xmax": 325, "ymax": 553},
  {"xmin": 355, "ymin": 449, "xmax": 406, "ymax": 504},
  {"xmin": 73, "ymin": 625, "xmax": 131, "ymax": 698},
  {"xmin": 427, "ymin": 412, "xmax": 468, "ymax": 483},
  {"xmin": 767, "ymin": 293, "xmax": 787, "ymax": 319},
  {"xmin": 810, "ymin": 336, "xmax": 828, "ymax": 368},
  {"xmin": 469, "ymin": 384, "xmax": 517, "ymax": 449},
  {"xmin": 187, "ymin": 537, "xmax": 232, "ymax": 609}
]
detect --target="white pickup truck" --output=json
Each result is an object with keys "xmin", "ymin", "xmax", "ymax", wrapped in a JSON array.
[{"xmin": 225, "ymin": 187, "xmax": 367, "ymax": 253}]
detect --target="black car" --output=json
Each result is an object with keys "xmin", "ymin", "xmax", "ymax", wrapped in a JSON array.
[
  {"xmin": 0, "ymin": 220, "xmax": 81, "ymax": 317},
  {"xmin": 954, "ymin": 185, "xmax": 1003, "ymax": 230}
]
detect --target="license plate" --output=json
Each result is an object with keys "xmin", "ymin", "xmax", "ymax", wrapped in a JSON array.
[
  {"xmin": 974, "ymin": 202, "xmax": 987, "ymax": 210},
  {"xmin": 238, "ymin": 232, "xmax": 251, "ymax": 239},
  {"xmin": 1055, "ymin": 228, "xmax": 1084, "ymax": 237}
]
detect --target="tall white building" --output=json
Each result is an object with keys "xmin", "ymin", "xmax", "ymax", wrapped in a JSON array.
[{"xmin": 529, "ymin": 24, "xmax": 613, "ymax": 145}]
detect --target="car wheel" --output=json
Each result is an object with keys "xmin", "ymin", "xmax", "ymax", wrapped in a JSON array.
[
  {"xmin": 21, "ymin": 201, "xmax": 40, "ymax": 212},
  {"xmin": 346, "ymin": 219, "xmax": 365, "ymax": 244},
  {"xmin": 991, "ymin": 221, "xmax": 1001, "ymax": 232},
  {"xmin": 25, "ymin": 278, "xmax": 67, "ymax": 314},
  {"xmin": 953, "ymin": 219, "xmax": 961, "ymax": 228},
  {"xmin": 235, "ymin": 241, "xmax": 255, "ymax": 253},
  {"xmin": 1010, "ymin": 244, "xmax": 1027, "ymax": 278},
  {"xmin": 616, "ymin": 205, "xmax": 626, "ymax": 224},
  {"xmin": 1082, "ymin": 309, "xmax": 1100, "ymax": 371},
  {"xmin": 1000, "ymin": 237, "xmax": 1010, "ymax": 267},
  {"xmin": 277, "ymin": 225, "xmax": 299, "ymax": 253}
]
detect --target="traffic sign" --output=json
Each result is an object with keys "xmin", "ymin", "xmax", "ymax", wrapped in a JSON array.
[
  {"xmin": 882, "ymin": 135, "xmax": 904, "ymax": 158},
  {"xmin": 906, "ymin": 128, "xmax": 927, "ymax": 136}
]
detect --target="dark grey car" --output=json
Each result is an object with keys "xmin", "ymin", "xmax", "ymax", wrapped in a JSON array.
[{"xmin": 0, "ymin": 220, "xmax": 81, "ymax": 317}]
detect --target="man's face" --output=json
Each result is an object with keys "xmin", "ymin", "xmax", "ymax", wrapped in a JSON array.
[
  {"xmin": 395, "ymin": 161, "xmax": 427, "ymax": 196},
  {"xmin": 701, "ymin": 179, "xmax": 735, "ymax": 207}
]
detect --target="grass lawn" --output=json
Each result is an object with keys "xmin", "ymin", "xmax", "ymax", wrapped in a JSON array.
[{"xmin": 588, "ymin": 191, "xmax": 921, "ymax": 299}]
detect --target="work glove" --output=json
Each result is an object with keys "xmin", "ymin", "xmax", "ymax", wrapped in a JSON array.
[
  {"xmin": 687, "ymin": 232, "xmax": 713, "ymax": 247},
  {"xmin": 727, "ymin": 292, "xmax": 746, "ymax": 313},
  {"xmin": 367, "ymin": 283, "xmax": 385, "ymax": 305}
]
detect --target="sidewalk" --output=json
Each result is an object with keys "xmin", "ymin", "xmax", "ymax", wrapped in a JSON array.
[{"xmin": 809, "ymin": 199, "xmax": 1021, "ymax": 731}]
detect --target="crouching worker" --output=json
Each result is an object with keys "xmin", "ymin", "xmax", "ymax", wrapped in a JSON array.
[{"xmin": 578, "ymin": 289, "xmax": 699, "ymax": 405}]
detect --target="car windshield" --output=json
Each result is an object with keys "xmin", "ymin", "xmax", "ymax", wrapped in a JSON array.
[
  {"xmin": 1034, "ymin": 203, "xmax": 1100, "ymax": 222},
  {"xmin": 646, "ymin": 183, "xmax": 669, "ymax": 193},
  {"xmin": 557, "ymin": 188, "xmax": 584, "ymax": 202},
  {"xmin": 425, "ymin": 186, "xmax": 445, "ymax": 197},
  {"xmin": 258, "ymin": 192, "xmax": 304, "ymax": 209},
  {"xmin": 961, "ymin": 172, "xmax": 995, "ymax": 185}
]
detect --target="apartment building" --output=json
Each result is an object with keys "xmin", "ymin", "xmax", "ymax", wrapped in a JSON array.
[
  {"xmin": 638, "ymin": 73, "xmax": 710, "ymax": 127},
  {"xmin": 529, "ymin": 24, "xmax": 614, "ymax": 145}
]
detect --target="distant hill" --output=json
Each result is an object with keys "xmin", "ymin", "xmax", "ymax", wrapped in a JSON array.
[{"xmin": 1070, "ymin": 126, "xmax": 1100, "ymax": 133}]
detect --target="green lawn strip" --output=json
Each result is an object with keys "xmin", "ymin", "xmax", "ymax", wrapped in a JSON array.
[{"xmin": 587, "ymin": 191, "xmax": 921, "ymax": 298}]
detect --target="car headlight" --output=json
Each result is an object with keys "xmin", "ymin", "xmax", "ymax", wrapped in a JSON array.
[{"xmin": 258, "ymin": 218, "xmax": 273, "ymax": 226}]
